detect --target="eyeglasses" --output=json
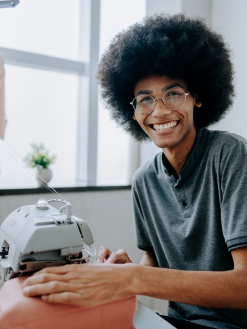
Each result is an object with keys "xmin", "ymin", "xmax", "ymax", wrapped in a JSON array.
[{"xmin": 130, "ymin": 88, "xmax": 189, "ymax": 115}]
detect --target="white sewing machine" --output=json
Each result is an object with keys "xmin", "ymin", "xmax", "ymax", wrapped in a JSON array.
[{"xmin": 0, "ymin": 198, "xmax": 96, "ymax": 287}]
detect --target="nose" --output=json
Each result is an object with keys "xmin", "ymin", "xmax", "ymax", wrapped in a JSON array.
[{"xmin": 151, "ymin": 98, "xmax": 172, "ymax": 117}]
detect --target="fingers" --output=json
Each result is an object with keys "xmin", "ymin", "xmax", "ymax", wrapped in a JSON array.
[
  {"xmin": 41, "ymin": 292, "xmax": 83, "ymax": 307},
  {"xmin": 105, "ymin": 252, "xmax": 120, "ymax": 264},
  {"xmin": 23, "ymin": 273, "xmax": 65, "ymax": 287},
  {"xmin": 96, "ymin": 246, "xmax": 132, "ymax": 264},
  {"xmin": 32, "ymin": 264, "xmax": 83, "ymax": 276},
  {"xmin": 105, "ymin": 249, "xmax": 131, "ymax": 264},
  {"xmin": 23, "ymin": 281, "xmax": 74, "ymax": 297},
  {"xmin": 23, "ymin": 264, "xmax": 88, "ymax": 287},
  {"xmin": 96, "ymin": 246, "xmax": 112, "ymax": 263}
]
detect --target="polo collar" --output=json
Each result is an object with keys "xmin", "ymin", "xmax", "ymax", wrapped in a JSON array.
[{"xmin": 161, "ymin": 127, "xmax": 210, "ymax": 185}]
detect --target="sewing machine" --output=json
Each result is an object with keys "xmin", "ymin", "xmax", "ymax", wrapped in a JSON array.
[{"xmin": 0, "ymin": 198, "xmax": 96, "ymax": 287}]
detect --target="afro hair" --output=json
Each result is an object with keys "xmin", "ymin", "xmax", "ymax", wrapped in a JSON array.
[{"xmin": 97, "ymin": 14, "xmax": 235, "ymax": 141}]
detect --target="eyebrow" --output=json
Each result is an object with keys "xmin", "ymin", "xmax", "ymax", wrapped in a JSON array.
[{"xmin": 136, "ymin": 83, "xmax": 184, "ymax": 96}]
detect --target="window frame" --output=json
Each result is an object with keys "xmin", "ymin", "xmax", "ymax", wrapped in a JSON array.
[{"xmin": 0, "ymin": 0, "xmax": 100, "ymax": 187}]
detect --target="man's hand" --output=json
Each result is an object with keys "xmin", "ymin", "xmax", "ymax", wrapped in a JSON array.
[
  {"xmin": 96, "ymin": 246, "xmax": 133, "ymax": 264},
  {"xmin": 22, "ymin": 263, "xmax": 136, "ymax": 308},
  {"xmin": 22, "ymin": 247, "xmax": 247, "ymax": 310}
]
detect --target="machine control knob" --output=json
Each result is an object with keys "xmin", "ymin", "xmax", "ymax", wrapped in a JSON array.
[
  {"xmin": 36, "ymin": 198, "xmax": 49, "ymax": 210},
  {"xmin": 0, "ymin": 246, "xmax": 8, "ymax": 259}
]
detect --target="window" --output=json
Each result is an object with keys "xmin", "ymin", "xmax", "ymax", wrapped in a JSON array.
[
  {"xmin": 0, "ymin": 0, "xmax": 146, "ymax": 189},
  {"xmin": 0, "ymin": 65, "xmax": 78, "ymax": 188},
  {"xmin": 0, "ymin": 0, "xmax": 80, "ymax": 60},
  {"xmin": 0, "ymin": 0, "xmax": 88, "ymax": 188}
]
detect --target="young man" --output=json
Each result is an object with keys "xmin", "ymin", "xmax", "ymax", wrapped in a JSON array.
[{"xmin": 22, "ymin": 15, "xmax": 247, "ymax": 329}]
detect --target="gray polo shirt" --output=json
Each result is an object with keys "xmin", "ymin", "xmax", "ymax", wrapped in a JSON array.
[{"xmin": 133, "ymin": 128, "xmax": 247, "ymax": 329}]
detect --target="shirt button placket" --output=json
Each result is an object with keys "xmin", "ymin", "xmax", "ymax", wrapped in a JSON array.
[{"xmin": 175, "ymin": 184, "xmax": 189, "ymax": 216}]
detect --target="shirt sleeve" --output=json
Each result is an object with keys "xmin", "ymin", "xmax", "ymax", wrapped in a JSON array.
[
  {"xmin": 220, "ymin": 139, "xmax": 247, "ymax": 251},
  {"xmin": 132, "ymin": 179, "xmax": 153, "ymax": 251}
]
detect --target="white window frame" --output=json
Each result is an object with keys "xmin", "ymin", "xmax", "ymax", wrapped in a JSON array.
[{"xmin": 0, "ymin": 0, "xmax": 100, "ymax": 186}]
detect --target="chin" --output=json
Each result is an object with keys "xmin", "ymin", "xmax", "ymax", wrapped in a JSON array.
[
  {"xmin": 152, "ymin": 139, "xmax": 176, "ymax": 149},
  {"xmin": 147, "ymin": 127, "xmax": 183, "ymax": 149},
  {"xmin": 149, "ymin": 136, "xmax": 179, "ymax": 149}
]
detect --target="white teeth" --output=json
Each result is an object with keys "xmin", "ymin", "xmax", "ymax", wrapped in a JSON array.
[{"xmin": 153, "ymin": 121, "xmax": 178, "ymax": 132}]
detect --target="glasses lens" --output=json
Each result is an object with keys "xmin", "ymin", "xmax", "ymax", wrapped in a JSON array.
[
  {"xmin": 133, "ymin": 95, "xmax": 154, "ymax": 114},
  {"xmin": 164, "ymin": 89, "xmax": 185, "ymax": 110}
]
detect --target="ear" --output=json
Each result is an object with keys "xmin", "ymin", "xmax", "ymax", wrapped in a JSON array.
[
  {"xmin": 133, "ymin": 113, "xmax": 137, "ymax": 121},
  {"xmin": 193, "ymin": 94, "xmax": 202, "ymax": 108}
]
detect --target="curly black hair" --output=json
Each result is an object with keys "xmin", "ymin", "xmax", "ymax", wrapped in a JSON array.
[{"xmin": 97, "ymin": 14, "xmax": 234, "ymax": 141}]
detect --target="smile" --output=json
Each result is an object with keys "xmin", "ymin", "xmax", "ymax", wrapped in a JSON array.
[{"xmin": 150, "ymin": 120, "xmax": 179, "ymax": 132}]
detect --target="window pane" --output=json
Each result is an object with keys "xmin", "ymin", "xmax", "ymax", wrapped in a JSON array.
[
  {"xmin": 97, "ymin": 0, "xmax": 146, "ymax": 185},
  {"xmin": 0, "ymin": 0, "xmax": 80, "ymax": 61},
  {"xmin": 0, "ymin": 65, "xmax": 78, "ymax": 188}
]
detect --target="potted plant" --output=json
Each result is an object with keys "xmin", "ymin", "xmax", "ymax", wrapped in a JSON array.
[{"xmin": 24, "ymin": 143, "xmax": 56, "ymax": 187}]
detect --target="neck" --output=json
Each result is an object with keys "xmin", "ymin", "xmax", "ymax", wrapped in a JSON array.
[{"xmin": 162, "ymin": 126, "xmax": 197, "ymax": 179}]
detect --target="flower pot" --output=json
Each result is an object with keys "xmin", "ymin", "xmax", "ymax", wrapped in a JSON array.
[{"xmin": 36, "ymin": 168, "xmax": 52, "ymax": 187}]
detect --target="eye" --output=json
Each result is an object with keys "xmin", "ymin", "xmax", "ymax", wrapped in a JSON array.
[
  {"xmin": 166, "ymin": 90, "xmax": 184, "ymax": 98},
  {"xmin": 137, "ymin": 95, "xmax": 153, "ymax": 105},
  {"xmin": 140, "ymin": 96, "xmax": 152, "ymax": 102},
  {"xmin": 168, "ymin": 92, "xmax": 179, "ymax": 96}
]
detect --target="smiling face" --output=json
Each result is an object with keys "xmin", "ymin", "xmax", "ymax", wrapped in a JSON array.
[{"xmin": 133, "ymin": 75, "xmax": 202, "ymax": 150}]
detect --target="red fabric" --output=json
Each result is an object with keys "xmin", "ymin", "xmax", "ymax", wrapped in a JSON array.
[{"xmin": 0, "ymin": 277, "xmax": 137, "ymax": 329}]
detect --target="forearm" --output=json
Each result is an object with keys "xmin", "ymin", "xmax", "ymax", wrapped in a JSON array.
[{"xmin": 128, "ymin": 265, "xmax": 247, "ymax": 309}]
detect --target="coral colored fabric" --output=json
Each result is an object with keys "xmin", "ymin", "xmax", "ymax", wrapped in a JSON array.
[{"xmin": 0, "ymin": 277, "xmax": 137, "ymax": 329}]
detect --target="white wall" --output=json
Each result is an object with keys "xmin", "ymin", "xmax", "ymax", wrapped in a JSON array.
[
  {"xmin": 182, "ymin": 0, "xmax": 212, "ymax": 25},
  {"xmin": 210, "ymin": 0, "xmax": 247, "ymax": 138},
  {"xmin": 0, "ymin": 189, "xmax": 168, "ymax": 315},
  {"xmin": 146, "ymin": 0, "xmax": 182, "ymax": 16}
]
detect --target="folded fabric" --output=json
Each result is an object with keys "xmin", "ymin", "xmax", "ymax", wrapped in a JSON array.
[{"xmin": 0, "ymin": 277, "xmax": 137, "ymax": 329}]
